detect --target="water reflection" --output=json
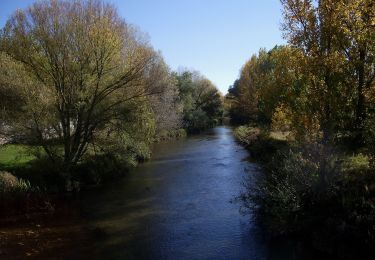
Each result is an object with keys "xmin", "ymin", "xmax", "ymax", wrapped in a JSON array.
[
  {"xmin": 74, "ymin": 127, "xmax": 265, "ymax": 258},
  {"xmin": 73, "ymin": 126, "xmax": 321, "ymax": 259}
]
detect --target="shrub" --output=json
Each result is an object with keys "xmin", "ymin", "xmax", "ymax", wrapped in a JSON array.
[
  {"xmin": 72, "ymin": 153, "xmax": 130, "ymax": 185},
  {"xmin": 0, "ymin": 171, "xmax": 34, "ymax": 193},
  {"xmin": 12, "ymin": 156, "xmax": 66, "ymax": 192},
  {"xmin": 241, "ymin": 144, "xmax": 339, "ymax": 235},
  {"xmin": 233, "ymin": 126, "xmax": 261, "ymax": 146},
  {"xmin": 184, "ymin": 109, "xmax": 211, "ymax": 133},
  {"xmin": 0, "ymin": 171, "xmax": 19, "ymax": 192},
  {"xmin": 341, "ymin": 154, "xmax": 370, "ymax": 173},
  {"xmin": 234, "ymin": 126, "xmax": 288, "ymax": 162},
  {"xmin": 240, "ymin": 140, "xmax": 375, "ymax": 255},
  {"xmin": 0, "ymin": 171, "xmax": 52, "ymax": 217}
]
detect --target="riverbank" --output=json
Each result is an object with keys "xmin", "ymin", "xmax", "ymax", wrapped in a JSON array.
[
  {"xmin": 0, "ymin": 128, "xmax": 189, "ymax": 215},
  {"xmin": 233, "ymin": 125, "xmax": 375, "ymax": 259}
]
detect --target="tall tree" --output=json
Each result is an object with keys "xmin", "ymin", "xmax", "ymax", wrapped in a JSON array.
[
  {"xmin": 0, "ymin": 0, "xmax": 163, "ymax": 172},
  {"xmin": 281, "ymin": 0, "xmax": 346, "ymax": 141},
  {"xmin": 175, "ymin": 70, "xmax": 223, "ymax": 132},
  {"xmin": 335, "ymin": 0, "xmax": 375, "ymax": 142},
  {"xmin": 281, "ymin": 0, "xmax": 375, "ymax": 143}
]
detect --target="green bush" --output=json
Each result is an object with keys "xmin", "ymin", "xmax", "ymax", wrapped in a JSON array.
[
  {"xmin": 242, "ymin": 144, "xmax": 339, "ymax": 234},
  {"xmin": 341, "ymin": 154, "xmax": 370, "ymax": 172},
  {"xmin": 234, "ymin": 126, "xmax": 288, "ymax": 162},
  {"xmin": 240, "ymin": 140, "xmax": 375, "ymax": 254},
  {"xmin": 72, "ymin": 153, "xmax": 130, "ymax": 185},
  {"xmin": 184, "ymin": 109, "xmax": 211, "ymax": 132}
]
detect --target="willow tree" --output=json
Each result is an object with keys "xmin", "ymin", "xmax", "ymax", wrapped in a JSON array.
[{"xmin": 0, "ymin": 0, "xmax": 164, "ymax": 171}]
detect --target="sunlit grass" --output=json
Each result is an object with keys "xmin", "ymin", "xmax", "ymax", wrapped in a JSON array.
[
  {"xmin": 269, "ymin": 131, "xmax": 291, "ymax": 141},
  {"xmin": 0, "ymin": 144, "xmax": 37, "ymax": 169}
]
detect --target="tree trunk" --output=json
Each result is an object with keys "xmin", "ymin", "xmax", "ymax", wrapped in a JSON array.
[{"xmin": 354, "ymin": 48, "xmax": 366, "ymax": 145}]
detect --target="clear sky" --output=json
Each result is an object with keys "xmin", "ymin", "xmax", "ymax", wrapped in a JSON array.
[{"xmin": 0, "ymin": 0, "xmax": 286, "ymax": 93}]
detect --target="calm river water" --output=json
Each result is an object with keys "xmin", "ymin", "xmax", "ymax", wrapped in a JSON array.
[{"xmin": 57, "ymin": 126, "xmax": 318, "ymax": 259}]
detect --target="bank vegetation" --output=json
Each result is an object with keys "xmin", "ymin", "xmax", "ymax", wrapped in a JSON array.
[{"xmin": 228, "ymin": 0, "xmax": 375, "ymax": 257}]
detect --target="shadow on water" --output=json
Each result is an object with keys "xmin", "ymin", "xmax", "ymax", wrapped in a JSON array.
[
  {"xmin": 1, "ymin": 126, "xmax": 326, "ymax": 259},
  {"xmin": 70, "ymin": 126, "xmax": 323, "ymax": 259}
]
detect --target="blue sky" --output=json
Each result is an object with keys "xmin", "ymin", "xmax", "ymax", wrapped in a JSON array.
[{"xmin": 0, "ymin": 0, "xmax": 285, "ymax": 93}]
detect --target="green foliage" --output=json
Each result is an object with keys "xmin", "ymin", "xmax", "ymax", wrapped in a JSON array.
[
  {"xmin": 239, "ymin": 133, "xmax": 375, "ymax": 254},
  {"xmin": 154, "ymin": 129, "xmax": 187, "ymax": 142},
  {"xmin": 184, "ymin": 109, "xmax": 210, "ymax": 132},
  {"xmin": 228, "ymin": 0, "xmax": 375, "ymax": 144},
  {"xmin": 244, "ymin": 144, "xmax": 338, "ymax": 233},
  {"xmin": 225, "ymin": 0, "xmax": 375, "ymax": 255},
  {"xmin": 72, "ymin": 154, "xmax": 127, "ymax": 185},
  {"xmin": 175, "ymin": 70, "xmax": 223, "ymax": 132},
  {"xmin": 0, "ymin": 145, "xmax": 37, "ymax": 169},
  {"xmin": 233, "ymin": 126, "xmax": 261, "ymax": 146},
  {"xmin": 0, "ymin": 0, "xmax": 182, "ymax": 176},
  {"xmin": 341, "ymin": 154, "xmax": 371, "ymax": 173},
  {"xmin": 271, "ymin": 105, "xmax": 293, "ymax": 132}
]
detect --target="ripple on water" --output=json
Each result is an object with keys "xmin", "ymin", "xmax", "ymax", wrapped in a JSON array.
[{"xmin": 58, "ymin": 126, "xmax": 310, "ymax": 259}]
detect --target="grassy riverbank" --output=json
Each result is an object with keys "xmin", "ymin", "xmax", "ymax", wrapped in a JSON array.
[
  {"xmin": 0, "ymin": 145, "xmax": 37, "ymax": 169},
  {"xmin": 234, "ymin": 125, "xmax": 375, "ymax": 259},
  {"xmin": 0, "ymin": 128, "xmax": 187, "ymax": 191},
  {"xmin": 0, "ymin": 128, "xmax": 190, "ymax": 218}
]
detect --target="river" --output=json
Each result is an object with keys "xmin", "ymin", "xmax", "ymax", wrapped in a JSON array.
[
  {"xmin": 1, "ymin": 126, "xmax": 319, "ymax": 259},
  {"xmin": 78, "ymin": 126, "xmax": 266, "ymax": 259}
]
